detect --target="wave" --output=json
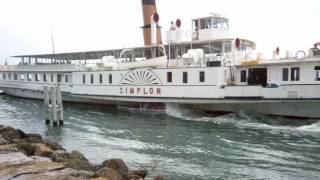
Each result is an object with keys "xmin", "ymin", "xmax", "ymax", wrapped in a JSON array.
[
  {"xmin": 296, "ymin": 121, "xmax": 320, "ymax": 132},
  {"xmin": 165, "ymin": 103, "xmax": 320, "ymax": 133}
]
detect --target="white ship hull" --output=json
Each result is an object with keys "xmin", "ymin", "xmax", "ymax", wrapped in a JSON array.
[{"xmin": 2, "ymin": 87, "xmax": 320, "ymax": 118}]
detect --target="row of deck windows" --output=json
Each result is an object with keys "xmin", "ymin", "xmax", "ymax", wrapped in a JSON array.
[
  {"xmin": 82, "ymin": 74, "xmax": 113, "ymax": 84},
  {"xmin": 282, "ymin": 67, "xmax": 300, "ymax": 81},
  {"xmin": 167, "ymin": 71, "xmax": 205, "ymax": 83},
  {"xmin": 2, "ymin": 71, "xmax": 206, "ymax": 84},
  {"xmin": 81, "ymin": 71, "xmax": 206, "ymax": 85},
  {"xmin": 239, "ymin": 67, "xmax": 302, "ymax": 84},
  {"xmin": 1, "ymin": 72, "xmax": 71, "ymax": 83}
]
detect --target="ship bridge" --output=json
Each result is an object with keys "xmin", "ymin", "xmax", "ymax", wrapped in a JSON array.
[{"xmin": 192, "ymin": 14, "xmax": 229, "ymax": 41}]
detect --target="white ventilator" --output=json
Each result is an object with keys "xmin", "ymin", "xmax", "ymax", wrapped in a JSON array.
[{"xmin": 151, "ymin": 14, "xmax": 157, "ymax": 45}]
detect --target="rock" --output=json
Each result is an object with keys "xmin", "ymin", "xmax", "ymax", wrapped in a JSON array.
[
  {"xmin": 34, "ymin": 143, "xmax": 54, "ymax": 158},
  {"xmin": 27, "ymin": 133, "xmax": 43, "ymax": 143},
  {"xmin": 128, "ymin": 174, "xmax": 144, "ymax": 180},
  {"xmin": 43, "ymin": 168, "xmax": 95, "ymax": 179},
  {"xmin": 0, "ymin": 135, "xmax": 9, "ymax": 145},
  {"xmin": 16, "ymin": 142, "xmax": 35, "ymax": 156},
  {"xmin": 0, "ymin": 152, "xmax": 34, "ymax": 167},
  {"xmin": 65, "ymin": 150, "xmax": 92, "ymax": 170},
  {"xmin": 51, "ymin": 150, "xmax": 70, "ymax": 162},
  {"xmin": 0, "ymin": 126, "xmax": 21, "ymax": 142},
  {"xmin": 70, "ymin": 150, "xmax": 86, "ymax": 160},
  {"xmin": 43, "ymin": 138, "xmax": 65, "ymax": 151},
  {"xmin": 0, "ymin": 144, "xmax": 18, "ymax": 153},
  {"xmin": 102, "ymin": 158, "xmax": 129, "ymax": 173},
  {"xmin": 65, "ymin": 157, "xmax": 92, "ymax": 171},
  {"xmin": 16, "ymin": 129, "xmax": 28, "ymax": 139},
  {"xmin": 0, "ymin": 160, "xmax": 65, "ymax": 179},
  {"xmin": 153, "ymin": 175, "xmax": 165, "ymax": 180},
  {"xmin": 96, "ymin": 168, "xmax": 128, "ymax": 180},
  {"xmin": 130, "ymin": 169, "xmax": 148, "ymax": 179}
]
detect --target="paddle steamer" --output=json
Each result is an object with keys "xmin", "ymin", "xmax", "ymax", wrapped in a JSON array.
[{"xmin": 1, "ymin": 0, "xmax": 320, "ymax": 118}]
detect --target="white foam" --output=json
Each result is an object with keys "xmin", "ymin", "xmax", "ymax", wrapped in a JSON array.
[
  {"xmin": 164, "ymin": 105, "xmax": 320, "ymax": 134},
  {"xmin": 296, "ymin": 121, "xmax": 320, "ymax": 133},
  {"xmin": 165, "ymin": 103, "xmax": 187, "ymax": 119}
]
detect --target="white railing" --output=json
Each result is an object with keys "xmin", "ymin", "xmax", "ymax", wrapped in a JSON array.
[{"xmin": 4, "ymin": 64, "xmax": 85, "ymax": 72}]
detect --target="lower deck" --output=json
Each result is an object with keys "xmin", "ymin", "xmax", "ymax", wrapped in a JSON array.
[{"xmin": 2, "ymin": 87, "xmax": 320, "ymax": 118}]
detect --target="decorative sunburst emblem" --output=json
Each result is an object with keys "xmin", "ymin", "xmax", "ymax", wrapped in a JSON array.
[{"xmin": 120, "ymin": 69, "xmax": 162, "ymax": 85}]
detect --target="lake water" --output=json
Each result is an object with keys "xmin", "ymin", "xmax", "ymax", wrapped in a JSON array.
[{"xmin": 0, "ymin": 95, "xmax": 320, "ymax": 180}]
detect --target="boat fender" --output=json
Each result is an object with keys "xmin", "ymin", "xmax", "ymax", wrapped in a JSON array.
[
  {"xmin": 153, "ymin": 13, "xmax": 159, "ymax": 23},
  {"xmin": 235, "ymin": 38, "xmax": 241, "ymax": 50},
  {"xmin": 176, "ymin": 19, "xmax": 181, "ymax": 28}
]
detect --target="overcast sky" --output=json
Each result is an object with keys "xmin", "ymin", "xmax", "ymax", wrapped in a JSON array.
[{"xmin": 0, "ymin": 0, "xmax": 319, "ymax": 64}]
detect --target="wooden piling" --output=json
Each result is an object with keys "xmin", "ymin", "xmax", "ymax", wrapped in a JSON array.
[
  {"xmin": 50, "ymin": 87, "xmax": 58, "ymax": 127},
  {"xmin": 43, "ymin": 86, "xmax": 50, "ymax": 124},
  {"xmin": 44, "ymin": 85, "xmax": 64, "ymax": 127},
  {"xmin": 56, "ymin": 86, "xmax": 64, "ymax": 126}
]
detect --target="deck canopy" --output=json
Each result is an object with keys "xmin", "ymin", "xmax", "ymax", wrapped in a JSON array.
[{"xmin": 12, "ymin": 39, "xmax": 256, "ymax": 61}]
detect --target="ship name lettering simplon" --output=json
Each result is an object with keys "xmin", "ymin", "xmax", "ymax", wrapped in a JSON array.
[{"xmin": 120, "ymin": 87, "xmax": 161, "ymax": 95}]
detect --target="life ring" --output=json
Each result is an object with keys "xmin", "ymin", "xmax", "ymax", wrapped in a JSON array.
[{"xmin": 295, "ymin": 50, "xmax": 306, "ymax": 60}]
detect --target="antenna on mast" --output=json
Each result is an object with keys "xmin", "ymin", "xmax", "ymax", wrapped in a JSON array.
[{"xmin": 49, "ymin": 19, "xmax": 55, "ymax": 54}]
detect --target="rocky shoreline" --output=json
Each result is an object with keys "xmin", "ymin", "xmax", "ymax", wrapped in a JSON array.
[{"xmin": 0, "ymin": 124, "xmax": 164, "ymax": 180}]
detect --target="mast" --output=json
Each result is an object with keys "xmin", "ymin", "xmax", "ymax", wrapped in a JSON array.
[{"xmin": 50, "ymin": 23, "xmax": 55, "ymax": 54}]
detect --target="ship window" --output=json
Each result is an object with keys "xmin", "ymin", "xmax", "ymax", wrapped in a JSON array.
[
  {"xmin": 14, "ymin": 73, "xmax": 18, "ymax": 80},
  {"xmin": 43, "ymin": 74, "xmax": 47, "ymax": 82},
  {"xmin": 28, "ymin": 74, "xmax": 32, "ymax": 81},
  {"xmin": 240, "ymin": 70, "xmax": 247, "ymax": 82},
  {"xmin": 35, "ymin": 74, "xmax": 40, "ymax": 82},
  {"xmin": 167, "ymin": 72, "xmax": 172, "ymax": 83},
  {"xmin": 315, "ymin": 66, "xmax": 320, "ymax": 81},
  {"xmin": 82, "ymin": 74, "xmax": 86, "ymax": 84},
  {"xmin": 57, "ymin": 74, "xmax": 62, "ymax": 83},
  {"xmin": 65, "ymin": 74, "xmax": 69, "ymax": 83},
  {"xmin": 20, "ymin": 74, "xmax": 25, "ymax": 81},
  {"xmin": 200, "ymin": 19, "xmax": 206, "ymax": 29},
  {"xmin": 99, "ymin": 74, "xmax": 103, "ymax": 84},
  {"xmin": 282, "ymin": 68, "xmax": 289, "ymax": 81},
  {"xmin": 90, "ymin": 74, "xmax": 94, "ymax": 84},
  {"xmin": 200, "ymin": 71, "xmax": 205, "ymax": 82},
  {"xmin": 316, "ymin": 71, "xmax": 320, "ymax": 81},
  {"xmin": 3, "ymin": 73, "xmax": 6, "ymax": 80},
  {"xmin": 8, "ymin": 73, "xmax": 12, "ymax": 80},
  {"xmin": 51, "ymin": 74, "xmax": 54, "ymax": 82},
  {"xmin": 109, "ymin": 74, "xmax": 112, "ymax": 84},
  {"xmin": 224, "ymin": 43, "xmax": 232, "ymax": 53},
  {"xmin": 183, "ymin": 72, "xmax": 188, "ymax": 83},
  {"xmin": 291, "ymin": 67, "xmax": 300, "ymax": 81}
]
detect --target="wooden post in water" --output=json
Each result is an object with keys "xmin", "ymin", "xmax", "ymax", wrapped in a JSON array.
[
  {"xmin": 50, "ymin": 86, "xmax": 58, "ymax": 126},
  {"xmin": 56, "ymin": 86, "xmax": 64, "ymax": 126},
  {"xmin": 43, "ymin": 86, "xmax": 50, "ymax": 124},
  {"xmin": 43, "ymin": 86, "xmax": 64, "ymax": 127}
]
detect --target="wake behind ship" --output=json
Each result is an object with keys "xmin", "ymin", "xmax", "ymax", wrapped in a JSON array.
[{"xmin": 0, "ymin": 0, "xmax": 320, "ymax": 118}]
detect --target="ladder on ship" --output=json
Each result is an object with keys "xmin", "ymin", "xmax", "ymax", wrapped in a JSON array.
[{"xmin": 224, "ymin": 59, "xmax": 236, "ymax": 86}]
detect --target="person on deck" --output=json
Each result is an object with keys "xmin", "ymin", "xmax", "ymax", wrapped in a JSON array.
[{"xmin": 170, "ymin": 21, "xmax": 176, "ymax": 31}]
